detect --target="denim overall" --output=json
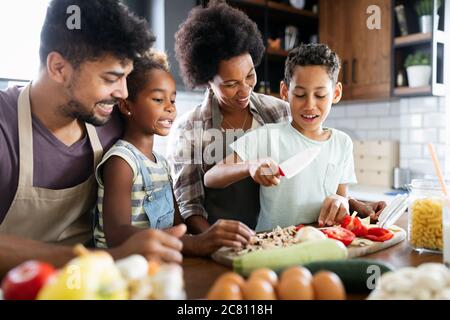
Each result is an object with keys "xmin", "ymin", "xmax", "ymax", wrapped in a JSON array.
[{"xmin": 125, "ymin": 144, "xmax": 175, "ymax": 229}]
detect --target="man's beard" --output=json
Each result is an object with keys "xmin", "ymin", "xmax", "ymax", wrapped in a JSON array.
[{"xmin": 60, "ymin": 99, "xmax": 115, "ymax": 127}]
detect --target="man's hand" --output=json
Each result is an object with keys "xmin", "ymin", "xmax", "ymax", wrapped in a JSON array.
[
  {"xmin": 248, "ymin": 158, "xmax": 281, "ymax": 187},
  {"xmin": 184, "ymin": 219, "xmax": 255, "ymax": 256},
  {"xmin": 318, "ymin": 194, "xmax": 350, "ymax": 227},
  {"xmin": 349, "ymin": 199, "xmax": 387, "ymax": 223},
  {"xmin": 113, "ymin": 224, "xmax": 186, "ymax": 263}
]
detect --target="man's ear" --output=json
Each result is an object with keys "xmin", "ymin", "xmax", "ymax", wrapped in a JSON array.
[
  {"xmin": 46, "ymin": 52, "xmax": 72, "ymax": 84},
  {"xmin": 332, "ymin": 82, "xmax": 343, "ymax": 104},
  {"xmin": 280, "ymin": 80, "xmax": 289, "ymax": 101},
  {"xmin": 118, "ymin": 99, "xmax": 132, "ymax": 116}
]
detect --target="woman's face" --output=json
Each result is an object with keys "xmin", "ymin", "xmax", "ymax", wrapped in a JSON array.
[{"xmin": 209, "ymin": 53, "xmax": 257, "ymax": 111}]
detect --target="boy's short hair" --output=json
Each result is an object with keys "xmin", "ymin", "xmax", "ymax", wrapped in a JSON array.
[
  {"xmin": 284, "ymin": 43, "xmax": 341, "ymax": 85},
  {"xmin": 39, "ymin": 0, "xmax": 155, "ymax": 67},
  {"xmin": 127, "ymin": 50, "xmax": 170, "ymax": 102}
]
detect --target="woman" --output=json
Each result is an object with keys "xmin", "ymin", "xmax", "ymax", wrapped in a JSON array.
[{"xmin": 167, "ymin": 0, "xmax": 385, "ymax": 251}]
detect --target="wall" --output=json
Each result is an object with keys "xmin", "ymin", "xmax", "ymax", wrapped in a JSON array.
[{"xmin": 324, "ymin": 96, "xmax": 449, "ymax": 179}]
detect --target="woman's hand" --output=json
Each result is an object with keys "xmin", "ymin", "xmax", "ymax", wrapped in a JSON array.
[
  {"xmin": 349, "ymin": 199, "xmax": 387, "ymax": 223},
  {"xmin": 183, "ymin": 219, "xmax": 255, "ymax": 256},
  {"xmin": 318, "ymin": 194, "xmax": 350, "ymax": 227},
  {"xmin": 248, "ymin": 158, "xmax": 281, "ymax": 187}
]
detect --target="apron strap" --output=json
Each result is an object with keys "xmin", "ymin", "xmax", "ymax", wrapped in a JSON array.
[
  {"xmin": 17, "ymin": 83, "xmax": 34, "ymax": 187},
  {"xmin": 85, "ymin": 124, "xmax": 103, "ymax": 168}
]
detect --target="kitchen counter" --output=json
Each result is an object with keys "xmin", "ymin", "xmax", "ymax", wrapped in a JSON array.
[
  {"xmin": 182, "ymin": 214, "xmax": 442, "ymax": 300},
  {"xmin": 348, "ymin": 184, "xmax": 406, "ymax": 203}
]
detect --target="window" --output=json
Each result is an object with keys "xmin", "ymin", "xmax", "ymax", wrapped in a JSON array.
[{"xmin": 0, "ymin": 0, "xmax": 50, "ymax": 81}]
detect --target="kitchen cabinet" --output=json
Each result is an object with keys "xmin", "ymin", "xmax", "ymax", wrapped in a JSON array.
[{"xmin": 319, "ymin": 0, "xmax": 392, "ymax": 101}]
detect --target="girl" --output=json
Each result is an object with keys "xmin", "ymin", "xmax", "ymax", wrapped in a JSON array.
[{"xmin": 94, "ymin": 50, "xmax": 242, "ymax": 257}]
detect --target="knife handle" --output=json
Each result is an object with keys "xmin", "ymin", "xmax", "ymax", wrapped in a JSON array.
[{"xmin": 279, "ymin": 167, "xmax": 285, "ymax": 177}]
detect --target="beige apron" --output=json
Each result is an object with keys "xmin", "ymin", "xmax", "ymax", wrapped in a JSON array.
[{"xmin": 0, "ymin": 83, "xmax": 103, "ymax": 245}]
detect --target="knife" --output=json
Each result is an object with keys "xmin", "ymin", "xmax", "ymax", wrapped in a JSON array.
[{"xmin": 278, "ymin": 146, "xmax": 321, "ymax": 179}]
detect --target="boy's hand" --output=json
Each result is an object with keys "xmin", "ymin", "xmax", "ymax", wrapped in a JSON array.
[
  {"xmin": 248, "ymin": 158, "xmax": 281, "ymax": 187},
  {"xmin": 318, "ymin": 195, "xmax": 350, "ymax": 227},
  {"xmin": 189, "ymin": 219, "xmax": 255, "ymax": 256},
  {"xmin": 349, "ymin": 199, "xmax": 387, "ymax": 223},
  {"xmin": 115, "ymin": 224, "xmax": 186, "ymax": 263}
]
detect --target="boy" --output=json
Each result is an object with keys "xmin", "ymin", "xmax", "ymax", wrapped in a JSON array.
[{"xmin": 204, "ymin": 43, "xmax": 357, "ymax": 231}]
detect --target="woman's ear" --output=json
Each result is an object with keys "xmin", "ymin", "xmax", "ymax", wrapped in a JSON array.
[
  {"xmin": 332, "ymin": 82, "xmax": 343, "ymax": 104},
  {"xmin": 280, "ymin": 80, "xmax": 289, "ymax": 101},
  {"xmin": 118, "ymin": 99, "xmax": 132, "ymax": 117}
]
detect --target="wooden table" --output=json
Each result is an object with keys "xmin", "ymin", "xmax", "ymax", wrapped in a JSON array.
[{"xmin": 182, "ymin": 214, "xmax": 443, "ymax": 300}]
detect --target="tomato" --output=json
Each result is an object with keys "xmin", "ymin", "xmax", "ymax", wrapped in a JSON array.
[
  {"xmin": 340, "ymin": 215, "xmax": 368, "ymax": 237},
  {"xmin": 1, "ymin": 260, "xmax": 56, "ymax": 300},
  {"xmin": 320, "ymin": 227, "xmax": 356, "ymax": 246},
  {"xmin": 364, "ymin": 228, "xmax": 394, "ymax": 242},
  {"xmin": 295, "ymin": 224, "xmax": 305, "ymax": 232}
]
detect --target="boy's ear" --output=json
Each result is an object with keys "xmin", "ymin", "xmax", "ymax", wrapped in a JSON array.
[
  {"xmin": 118, "ymin": 99, "xmax": 132, "ymax": 116},
  {"xmin": 332, "ymin": 82, "xmax": 343, "ymax": 104},
  {"xmin": 280, "ymin": 80, "xmax": 289, "ymax": 101}
]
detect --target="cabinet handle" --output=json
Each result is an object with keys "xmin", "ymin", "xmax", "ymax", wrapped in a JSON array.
[
  {"xmin": 342, "ymin": 60, "xmax": 349, "ymax": 85},
  {"xmin": 352, "ymin": 58, "xmax": 357, "ymax": 84}
]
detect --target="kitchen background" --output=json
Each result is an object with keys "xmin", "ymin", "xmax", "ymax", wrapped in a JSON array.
[{"xmin": 1, "ymin": 0, "xmax": 449, "ymax": 193}]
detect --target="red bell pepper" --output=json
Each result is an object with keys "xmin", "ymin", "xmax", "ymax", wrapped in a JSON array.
[
  {"xmin": 364, "ymin": 227, "xmax": 394, "ymax": 242},
  {"xmin": 320, "ymin": 226, "xmax": 356, "ymax": 246},
  {"xmin": 1, "ymin": 260, "xmax": 56, "ymax": 300},
  {"xmin": 340, "ymin": 214, "xmax": 368, "ymax": 237}
]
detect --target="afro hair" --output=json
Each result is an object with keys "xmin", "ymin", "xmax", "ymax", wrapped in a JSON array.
[
  {"xmin": 40, "ymin": 0, "xmax": 155, "ymax": 66},
  {"xmin": 174, "ymin": 0, "xmax": 265, "ymax": 89}
]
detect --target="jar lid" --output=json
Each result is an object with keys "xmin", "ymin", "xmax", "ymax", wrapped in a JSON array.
[{"xmin": 411, "ymin": 179, "xmax": 450, "ymax": 191}]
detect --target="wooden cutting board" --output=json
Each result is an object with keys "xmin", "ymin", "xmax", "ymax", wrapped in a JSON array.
[{"xmin": 211, "ymin": 226, "xmax": 406, "ymax": 268}]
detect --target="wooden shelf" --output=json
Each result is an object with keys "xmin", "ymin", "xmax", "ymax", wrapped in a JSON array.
[
  {"xmin": 266, "ymin": 47, "xmax": 289, "ymax": 57},
  {"xmin": 230, "ymin": 0, "xmax": 318, "ymax": 19},
  {"xmin": 394, "ymin": 85, "xmax": 432, "ymax": 96},
  {"xmin": 394, "ymin": 33, "xmax": 432, "ymax": 48}
]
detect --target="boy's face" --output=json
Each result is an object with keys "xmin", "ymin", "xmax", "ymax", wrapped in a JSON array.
[
  {"xmin": 280, "ymin": 65, "xmax": 342, "ymax": 137},
  {"xmin": 122, "ymin": 69, "xmax": 177, "ymax": 137}
]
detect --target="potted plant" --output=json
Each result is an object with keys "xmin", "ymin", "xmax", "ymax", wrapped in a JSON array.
[
  {"xmin": 415, "ymin": 0, "xmax": 441, "ymax": 33},
  {"xmin": 404, "ymin": 52, "xmax": 432, "ymax": 87}
]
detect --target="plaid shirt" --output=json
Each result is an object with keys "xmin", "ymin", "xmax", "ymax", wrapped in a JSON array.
[{"xmin": 166, "ymin": 89, "xmax": 290, "ymax": 220}]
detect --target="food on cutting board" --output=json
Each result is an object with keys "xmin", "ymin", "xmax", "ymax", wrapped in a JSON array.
[
  {"xmin": 233, "ymin": 239, "xmax": 348, "ymax": 276},
  {"xmin": 1, "ymin": 260, "xmax": 56, "ymax": 300},
  {"xmin": 368, "ymin": 263, "xmax": 450, "ymax": 300},
  {"xmin": 409, "ymin": 199, "xmax": 443, "ymax": 251},
  {"xmin": 207, "ymin": 267, "xmax": 346, "ymax": 300},
  {"xmin": 302, "ymin": 259, "xmax": 393, "ymax": 293},
  {"xmin": 1, "ymin": 245, "xmax": 186, "ymax": 300}
]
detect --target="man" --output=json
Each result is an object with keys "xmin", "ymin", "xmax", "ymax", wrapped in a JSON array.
[{"xmin": 0, "ymin": 0, "xmax": 185, "ymax": 277}]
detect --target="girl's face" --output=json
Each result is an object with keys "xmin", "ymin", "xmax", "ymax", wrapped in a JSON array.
[
  {"xmin": 123, "ymin": 69, "xmax": 177, "ymax": 136},
  {"xmin": 208, "ymin": 53, "xmax": 257, "ymax": 111}
]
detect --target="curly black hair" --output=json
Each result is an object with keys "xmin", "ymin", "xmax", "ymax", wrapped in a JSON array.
[
  {"xmin": 284, "ymin": 43, "xmax": 341, "ymax": 85},
  {"xmin": 174, "ymin": 0, "xmax": 265, "ymax": 89},
  {"xmin": 127, "ymin": 50, "xmax": 170, "ymax": 102},
  {"xmin": 39, "ymin": 0, "xmax": 155, "ymax": 66}
]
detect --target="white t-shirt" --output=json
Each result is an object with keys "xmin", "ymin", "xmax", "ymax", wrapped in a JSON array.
[{"xmin": 230, "ymin": 123, "xmax": 357, "ymax": 232}]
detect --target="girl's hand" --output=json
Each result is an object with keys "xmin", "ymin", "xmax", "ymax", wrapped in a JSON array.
[
  {"xmin": 248, "ymin": 158, "xmax": 281, "ymax": 187},
  {"xmin": 186, "ymin": 219, "xmax": 255, "ymax": 256},
  {"xmin": 318, "ymin": 195, "xmax": 350, "ymax": 227},
  {"xmin": 349, "ymin": 199, "xmax": 387, "ymax": 223}
]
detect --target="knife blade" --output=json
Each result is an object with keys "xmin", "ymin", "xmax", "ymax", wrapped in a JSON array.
[{"xmin": 278, "ymin": 146, "xmax": 321, "ymax": 179}]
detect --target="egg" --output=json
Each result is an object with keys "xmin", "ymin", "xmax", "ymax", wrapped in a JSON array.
[
  {"xmin": 280, "ymin": 266, "xmax": 313, "ymax": 283},
  {"xmin": 242, "ymin": 278, "xmax": 277, "ymax": 300},
  {"xmin": 206, "ymin": 280, "xmax": 243, "ymax": 300},
  {"xmin": 216, "ymin": 272, "xmax": 245, "ymax": 288},
  {"xmin": 277, "ymin": 276, "xmax": 314, "ymax": 300},
  {"xmin": 249, "ymin": 268, "xmax": 279, "ymax": 286},
  {"xmin": 312, "ymin": 271, "xmax": 346, "ymax": 300}
]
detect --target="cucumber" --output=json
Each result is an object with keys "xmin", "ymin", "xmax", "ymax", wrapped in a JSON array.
[
  {"xmin": 233, "ymin": 239, "xmax": 348, "ymax": 277},
  {"xmin": 301, "ymin": 259, "xmax": 394, "ymax": 293}
]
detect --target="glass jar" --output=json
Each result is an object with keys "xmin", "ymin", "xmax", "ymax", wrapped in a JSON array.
[{"xmin": 408, "ymin": 179, "xmax": 444, "ymax": 253}]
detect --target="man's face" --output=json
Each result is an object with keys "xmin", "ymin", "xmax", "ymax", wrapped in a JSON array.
[{"xmin": 61, "ymin": 55, "xmax": 133, "ymax": 126}]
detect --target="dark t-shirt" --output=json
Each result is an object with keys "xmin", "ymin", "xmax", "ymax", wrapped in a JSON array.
[{"xmin": 0, "ymin": 86, "xmax": 123, "ymax": 223}]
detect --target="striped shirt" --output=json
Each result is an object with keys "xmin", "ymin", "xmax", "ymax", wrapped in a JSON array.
[
  {"xmin": 166, "ymin": 89, "xmax": 291, "ymax": 221},
  {"xmin": 94, "ymin": 139, "xmax": 172, "ymax": 248}
]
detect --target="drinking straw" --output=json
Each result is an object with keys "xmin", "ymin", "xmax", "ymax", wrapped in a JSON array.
[{"xmin": 428, "ymin": 143, "xmax": 450, "ymax": 208}]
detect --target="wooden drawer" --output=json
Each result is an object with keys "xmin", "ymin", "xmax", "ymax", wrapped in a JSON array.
[
  {"xmin": 354, "ymin": 155, "xmax": 398, "ymax": 171},
  {"xmin": 356, "ymin": 169, "xmax": 393, "ymax": 188},
  {"xmin": 353, "ymin": 140, "xmax": 399, "ymax": 158}
]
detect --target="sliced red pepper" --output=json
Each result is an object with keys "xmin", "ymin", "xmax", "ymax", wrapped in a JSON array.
[
  {"xmin": 295, "ymin": 224, "xmax": 305, "ymax": 232},
  {"xmin": 340, "ymin": 214, "xmax": 368, "ymax": 237},
  {"xmin": 320, "ymin": 226, "xmax": 356, "ymax": 246},
  {"xmin": 364, "ymin": 227, "xmax": 394, "ymax": 242}
]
